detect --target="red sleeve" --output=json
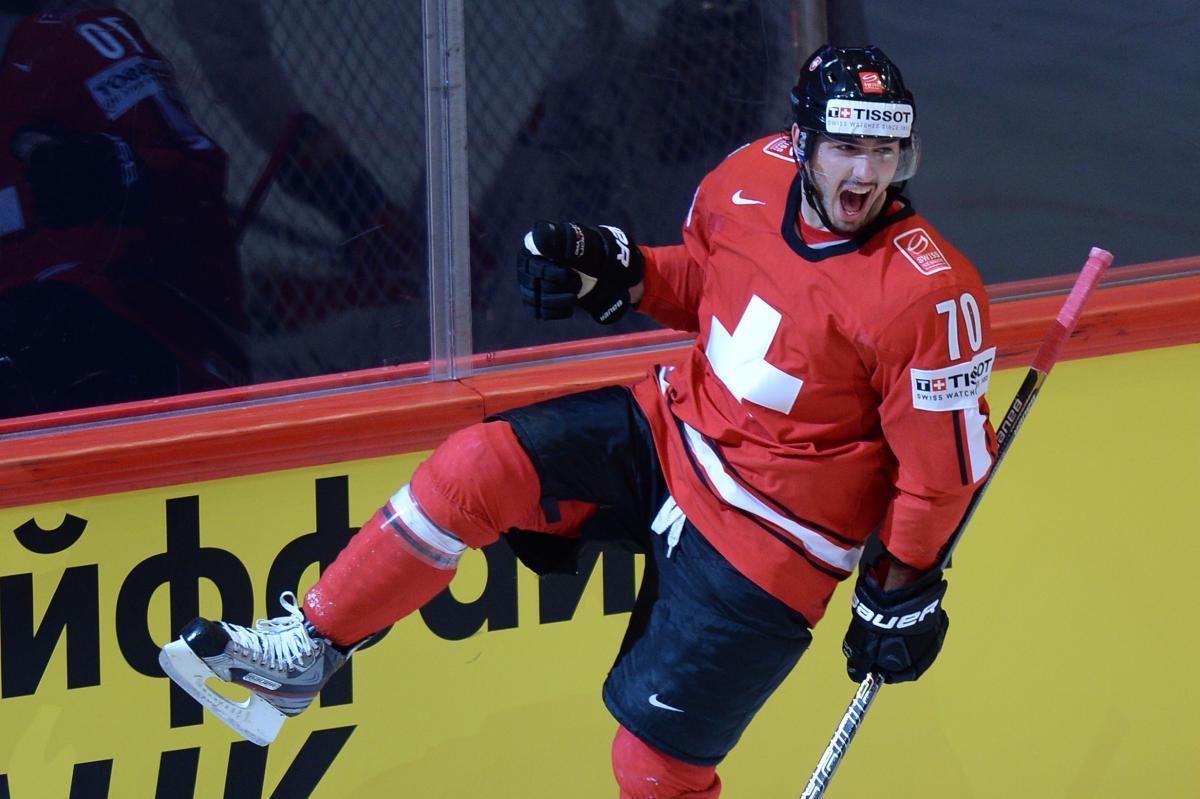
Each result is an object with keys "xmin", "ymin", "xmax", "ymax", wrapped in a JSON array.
[
  {"xmin": 638, "ymin": 244, "xmax": 703, "ymax": 333},
  {"xmin": 870, "ymin": 286, "xmax": 999, "ymax": 570},
  {"xmin": 635, "ymin": 179, "xmax": 714, "ymax": 333}
]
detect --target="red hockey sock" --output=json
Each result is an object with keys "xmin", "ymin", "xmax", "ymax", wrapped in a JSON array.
[
  {"xmin": 304, "ymin": 497, "xmax": 458, "ymax": 646},
  {"xmin": 612, "ymin": 726, "xmax": 722, "ymax": 799}
]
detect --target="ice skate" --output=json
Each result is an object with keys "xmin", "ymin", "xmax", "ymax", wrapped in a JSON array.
[{"xmin": 158, "ymin": 591, "xmax": 347, "ymax": 746}]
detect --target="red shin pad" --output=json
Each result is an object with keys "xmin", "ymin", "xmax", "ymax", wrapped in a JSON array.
[
  {"xmin": 303, "ymin": 505, "xmax": 454, "ymax": 646},
  {"xmin": 305, "ymin": 421, "xmax": 594, "ymax": 645},
  {"xmin": 612, "ymin": 726, "xmax": 721, "ymax": 799}
]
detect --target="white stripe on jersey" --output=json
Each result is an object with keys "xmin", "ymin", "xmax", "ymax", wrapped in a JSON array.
[
  {"xmin": 679, "ymin": 421, "xmax": 862, "ymax": 573},
  {"xmin": 658, "ymin": 365, "xmax": 862, "ymax": 573},
  {"xmin": 685, "ymin": 184, "xmax": 701, "ymax": 229},
  {"xmin": 964, "ymin": 404, "xmax": 993, "ymax": 483},
  {"xmin": 807, "ymin": 237, "xmax": 849, "ymax": 249}
]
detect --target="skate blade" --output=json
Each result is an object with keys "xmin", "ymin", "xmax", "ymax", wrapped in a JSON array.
[{"xmin": 158, "ymin": 639, "xmax": 286, "ymax": 747}]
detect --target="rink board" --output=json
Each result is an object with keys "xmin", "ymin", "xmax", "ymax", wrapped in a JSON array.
[{"xmin": 0, "ymin": 342, "xmax": 1196, "ymax": 798}]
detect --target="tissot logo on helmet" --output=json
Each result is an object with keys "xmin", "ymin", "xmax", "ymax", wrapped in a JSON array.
[{"xmin": 825, "ymin": 100, "xmax": 913, "ymax": 138}]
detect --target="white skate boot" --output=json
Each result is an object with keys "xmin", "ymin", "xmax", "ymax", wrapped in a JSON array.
[{"xmin": 158, "ymin": 591, "xmax": 347, "ymax": 746}]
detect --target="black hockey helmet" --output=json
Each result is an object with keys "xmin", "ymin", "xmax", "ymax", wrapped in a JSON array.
[{"xmin": 790, "ymin": 45, "xmax": 919, "ymax": 182}]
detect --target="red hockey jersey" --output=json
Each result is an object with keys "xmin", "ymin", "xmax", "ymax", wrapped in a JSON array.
[
  {"xmin": 0, "ymin": 8, "xmax": 246, "ymax": 387},
  {"xmin": 631, "ymin": 134, "xmax": 998, "ymax": 625}
]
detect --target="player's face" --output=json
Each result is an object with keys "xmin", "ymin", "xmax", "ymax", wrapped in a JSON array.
[{"xmin": 806, "ymin": 135, "xmax": 901, "ymax": 233}]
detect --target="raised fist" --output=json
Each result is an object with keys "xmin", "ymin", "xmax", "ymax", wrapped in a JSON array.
[{"xmin": 516, "ymin": 221, "xmax": 644, "ymax": 324}]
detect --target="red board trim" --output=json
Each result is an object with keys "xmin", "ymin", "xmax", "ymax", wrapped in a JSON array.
[{"xmin": 0, "ymin": 261, "xmax": 1196, "ymax": 509}]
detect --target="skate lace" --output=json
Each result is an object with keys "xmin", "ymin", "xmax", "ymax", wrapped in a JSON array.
[{"xmin": 221, "ymin": 591, "xmax": 321, "ymax": 671}]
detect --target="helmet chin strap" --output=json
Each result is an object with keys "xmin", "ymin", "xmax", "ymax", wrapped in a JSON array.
[
  {"xmin": 790, "ymin": 139, "xmax": 846, "ymax": 237},
  {"xmin": 800, "ymin": 165, "xmax": 849, "ymax": 237}
]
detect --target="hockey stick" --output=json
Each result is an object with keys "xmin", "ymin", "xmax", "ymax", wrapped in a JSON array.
[{"xmin": 799, "ymin": 246, "xmax": 1114, "ymax": 799}]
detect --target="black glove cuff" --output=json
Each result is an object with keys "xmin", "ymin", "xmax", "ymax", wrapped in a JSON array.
[{"xmin": 851, "ymin": 570, "xmax": 947, "ymax": 636}]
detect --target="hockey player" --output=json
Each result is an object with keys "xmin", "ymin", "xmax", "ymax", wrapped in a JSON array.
[
  {"xmin": 0, "ymin": 1, "xmax": 248, "ymax": 416},
  {"xmin": 161, "ymin": 46, "xmax": 997, "ymax": 797}
]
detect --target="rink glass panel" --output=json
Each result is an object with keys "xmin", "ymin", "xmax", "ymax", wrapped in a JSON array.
[
  {"xmin": 3, "ymin": 3, "xmax": 1197, "ymax": 422},
  {"xmin": 118, "ymin": 0, "xmax": 433, "ymax": 384}
]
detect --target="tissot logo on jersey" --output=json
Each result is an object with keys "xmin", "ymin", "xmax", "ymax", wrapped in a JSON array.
[
  {"xmin": 824, "ymin": 99, "xmax": 913, "ymax": 137},
  {"xmin": 893, "ymin": 228, "xmax": 951, "ymax": 275},
  {"xmin": 910, "ymin": 347, "xmax": 997, "ymax": 412},
  {"xmin": 86, "ymin": 55, "xmax": 160, "ymax": 120}
]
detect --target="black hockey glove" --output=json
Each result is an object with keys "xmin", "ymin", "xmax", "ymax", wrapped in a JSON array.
[
  {"xmin": 26, "ymin": 132, "xmax": 147, "ymax": 228},
  {"xmin": 516, "ymin": 221, "xmax": 644, "ymax": 324},
  {"xmin": 843, "ymin": 565, "xmax": 949, "ymax": 684}
]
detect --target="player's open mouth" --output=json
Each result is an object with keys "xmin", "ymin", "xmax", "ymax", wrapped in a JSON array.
[{"xmin": 838, "ymin": 187, "xmax": 872, "ymax": 220}]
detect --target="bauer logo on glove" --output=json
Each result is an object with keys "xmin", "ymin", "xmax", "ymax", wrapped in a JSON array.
[
  {"xmin": 850, "ymin": 591, "xmax": 941, "ymax": 630},
  {"xmin": 842, "ymin": 563, "xmax": 949, "ymax": 684}
]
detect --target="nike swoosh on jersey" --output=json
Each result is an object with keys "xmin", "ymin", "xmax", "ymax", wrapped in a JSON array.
[
  {"xmin": 648, "ymin": 693, "xmax": 685, "ymax": 713},
  {"xmin": 731, "ymin": 189, "xmax": 766, "ymax": 206}
]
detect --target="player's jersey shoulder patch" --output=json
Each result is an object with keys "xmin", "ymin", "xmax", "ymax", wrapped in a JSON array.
[
  {"xmin": 761, "ymin": 135, "xmax": 794, "ymax": 162},
  {"xmin": 910, "ymin": 347, "xmax": 996, "ymax": 412},
  {"xmin": 892, "ymin": 227, "xmax": 951, "ymax": 276}
]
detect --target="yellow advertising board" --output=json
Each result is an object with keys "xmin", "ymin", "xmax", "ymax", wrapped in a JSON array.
[{"xmin": 1, "ymin": 344, "xmax": 1198, "ymax": 797}]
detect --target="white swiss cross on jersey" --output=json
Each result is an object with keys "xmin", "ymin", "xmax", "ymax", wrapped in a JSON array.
[{"xmin": 705, "ymin": 295, "xmax": 803, "ymax": 414}]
